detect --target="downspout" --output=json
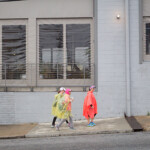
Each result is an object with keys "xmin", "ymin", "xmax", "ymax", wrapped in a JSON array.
[
  {"xmin": 93, "ymin": 0, "xmax": 98, "ymax": 92},
  {"xmin": 125, "ymin": 0, "xmax": 131, "ymax": 116}
]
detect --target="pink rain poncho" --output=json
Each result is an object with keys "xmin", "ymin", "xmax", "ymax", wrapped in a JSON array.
[{"xmin": 83, "ymin": 91, "xmax": 97, "ymax": 119}]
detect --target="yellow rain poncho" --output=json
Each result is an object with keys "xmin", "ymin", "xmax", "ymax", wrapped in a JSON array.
[
  {"xmin": 51, "ymin": 93, "xmax": 64, "ymax": 116},
  {"xmin": 55, "ymin": 93, "xmax": 72, "ymax": 120}
]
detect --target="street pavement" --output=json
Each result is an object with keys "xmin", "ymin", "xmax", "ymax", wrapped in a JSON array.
[{"xmin": 0, "ymin": 132, "xmax": 150, "ymax": 150}]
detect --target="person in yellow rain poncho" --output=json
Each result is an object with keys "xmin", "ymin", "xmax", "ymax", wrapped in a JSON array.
[
  {"xmin": 56, "ymin": 89, "xmax": 75, "ymax": 130},
  {"xmin": 51, "ymin": 87, "xmax": 69, "ymax": 128}
]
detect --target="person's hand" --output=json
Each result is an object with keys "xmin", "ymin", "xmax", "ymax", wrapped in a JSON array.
[
  {"xmin": 70, "ymin": 97, "xmax": 74, "ymax": 102},
  {"xmin": 90, "ymin": 105, "xmax": 94, "ymax": 108}
]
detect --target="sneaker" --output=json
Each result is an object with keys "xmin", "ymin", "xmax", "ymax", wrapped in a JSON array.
[
  {"xmin": 51, "ymin": 125, "xmax": 55, "ymax": 128},
  {"xmin": 89, "ymin": 122, "xmax": 94, "ymax": 127},
  {"xmin": 67, "ymin": 122, "xmax": 70, "ymax": 127},
  {"xmin": 70, "ymin": 127, "xmax": 76, "ymax": 130},
  {"xmin": 56, "ymin": 126, "xmax": 59, "ymax": 131},
  {"xmin": 91, "ymin": 122, "xmax": 96, "ymax": 126},
  {"xmin": 87, "ymin": 122, "xmax": 93, "ymax": 127},
  {"xmin": 87, "ymin": 123, "xmax": 90, "ymax": 127}
]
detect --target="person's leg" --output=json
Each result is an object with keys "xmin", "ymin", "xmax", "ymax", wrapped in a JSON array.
[
  {"xmin": 52, "ymin": 116, "xmax": 57, "ymax": 127},
  {"xmin": 69, "ymin": 116, "xmax": 74, "ymax": 129},
  {"xmin": 66, "ymin": 119, "xmax": 70, "ymax": 127},
  {"xmin": 91, "ymin": 117, "xmax": 96, "ymax": 126},
  {"xmin": 87, "ymin": 117, "xmax": 90, "ymax": 124},
  {"xmin": 56, "ymin": 119, "xmax": 66, "ymax": 130}
]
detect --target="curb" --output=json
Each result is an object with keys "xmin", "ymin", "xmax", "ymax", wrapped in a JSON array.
[
  {"xmin": 0, "ymin": 135, "xmax": 25, "ymax": 139},
  {"xmin": 25, "ymin": 129, "xmax": 132, "ymax": 138}
]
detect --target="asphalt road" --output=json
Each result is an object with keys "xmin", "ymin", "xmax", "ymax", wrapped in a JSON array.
[{"xmin": 0, "ymin": 132, "xmax": 150, "ymax": 150}]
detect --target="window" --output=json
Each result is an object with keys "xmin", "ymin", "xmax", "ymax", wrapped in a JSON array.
[
  {"xmin": 142, "ymin": 1, "xmax": 150, "ymax": 61},
  {"xmin": 0, "ymin": 20, "xmax": 28, "ymax": 89},
  {"xmin": 37, "ymin": 19, "xmax": 94, "ymax": 86},
  {"xmin": 2, "ymin": 25, "xmax": 26, "ymax": 79},
  {"xmin": 145, "ymin": 23, "xmax": 150, "ymax": 55},
  {"xmin": 39, "ymin": 24, "xmax": 63, "ymax": 79},
  {"xmin": 143, "ymin": 17, "xmax": 150, "ymax": 61},
  {"xmin": 66, "ymin": 24, "xmax": 91, "ymax": 79}
]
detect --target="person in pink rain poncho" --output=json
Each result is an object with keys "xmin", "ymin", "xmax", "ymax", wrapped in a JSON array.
[
  {"xmin": 83, "ymin": 85, "xmax": 97, "ymax": 127},
  {"xmin": 56, "ymin": 89, "xmax": 75, "ymax": 130}
]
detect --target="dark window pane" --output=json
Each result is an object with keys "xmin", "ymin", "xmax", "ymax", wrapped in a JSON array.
[
  {"xmin": 39, "ymin": 64, "xmax": 64, "ymax": 79},
  {"xmin": 146, "ymin": 23, "xmax": 150, "ymax": 55},
  {"xmin": 39, "ymin": 24, "xmax": 63, "ymax": 79},
  {"xmin": 66, "ymin": 24, "xmax": 91, "ymax": 79},
  {"xmin": 2, "ymin": 25, "xmax": 26, "ymax": 79}
]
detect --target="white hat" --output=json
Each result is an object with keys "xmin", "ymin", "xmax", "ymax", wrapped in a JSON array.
[{"xmin": 60, "ymin": 87, "xmax": 66, "ymax": 91}]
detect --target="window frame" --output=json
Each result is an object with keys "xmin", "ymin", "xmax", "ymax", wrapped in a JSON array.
[
  {"xmin": 36, "ymin": 18, "xmax": 94, "ymax": 87},
  {"xmin": 143, "ymin": 17, "xmax": 150, "ymax": 61},
  {"xmin": 0, "ymin": 19, "xmax": 28, "ymax": 86}
]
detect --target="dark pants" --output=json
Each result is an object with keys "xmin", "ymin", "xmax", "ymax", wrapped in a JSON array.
[{"xmin": 52, "ymin": 116, "xmax": 68, "ymax": 126}]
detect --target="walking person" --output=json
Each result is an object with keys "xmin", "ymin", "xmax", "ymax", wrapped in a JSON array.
[
  {"xmin": 56, "ymin": 89, "xmax": 75, "ymax": 130},
  {"xmin": 51, "ymin": 87, "xmax": 69, "ymax": 128},
  {"xmin": 83, "ymin": 85, "xmax": 97, "ymax": 127}
]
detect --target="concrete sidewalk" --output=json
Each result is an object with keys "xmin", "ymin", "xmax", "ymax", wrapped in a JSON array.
[
  {"xmin": 135, "ymin": 116, "xmax": 150, "ymax": 131},
  {"xmin": 26, "ymin": 117, "xmax": 132, "ymax": 138},
  {"xmin": 0, "ymin": 123, "xmax": 37, "ymax": 139},
  {"xmin": 1, "ymin": 116, "xmax": 150, "ymax": 139}
]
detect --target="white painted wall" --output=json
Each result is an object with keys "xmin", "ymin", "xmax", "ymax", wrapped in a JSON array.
[
  {"xmin": 0, "ymin": 0, "xmax": 95, "ymax": 124},
  {"xmin": 129, "ymin": 0, "xmax": 150, "ymax": 116},
  {"xmin": 0, "ymin": 0, "xmax": 128, "ymax": 124},
  {"xmin": 97, "ymin": 0, "xmax": 126, "ymax": 118},
  {"xmin": 1, "ymin": 0, "xmax": 150, "ymax": 124},
  {"xmin": 0, "ymin": 92, "xmax": 92, "ymax": 124},
  {"xmin": 0, "ymin": 93, "xmax": 15, "ymax": 124}
]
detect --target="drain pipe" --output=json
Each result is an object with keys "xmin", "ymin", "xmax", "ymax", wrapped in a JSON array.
[{"xmin": 125, "ymin": 0, "xmax": 131, "ymax": 117}]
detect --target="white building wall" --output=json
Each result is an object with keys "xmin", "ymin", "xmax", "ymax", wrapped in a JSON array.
[
  {"xmin": 3, "ymin": 0, "xmax": 150, "ymax": 124},
  {"xmin": 0, "ymin": 93, "xmax": 15, "ymax": 124},
  {"xmin": 0, "ymin": 0, "xmax": 128, "ymax": 124},
  {"xmin": 97, "ymin": 0, "xmax": 126, "ymax": 118},
  {"xmin": 0, "ymin": 92, "xmax": 89, "ymax": 124},
  {"xmin": 130, "ymin": 0, "xmax": 150, "ymax": 116},
  {"xmin": 0, "ymin": 0, "xmax": 94, "ymax": 124},
  {"xmin": 0, "ymin": 0, "xmax": 93, "ymax": 18}
]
